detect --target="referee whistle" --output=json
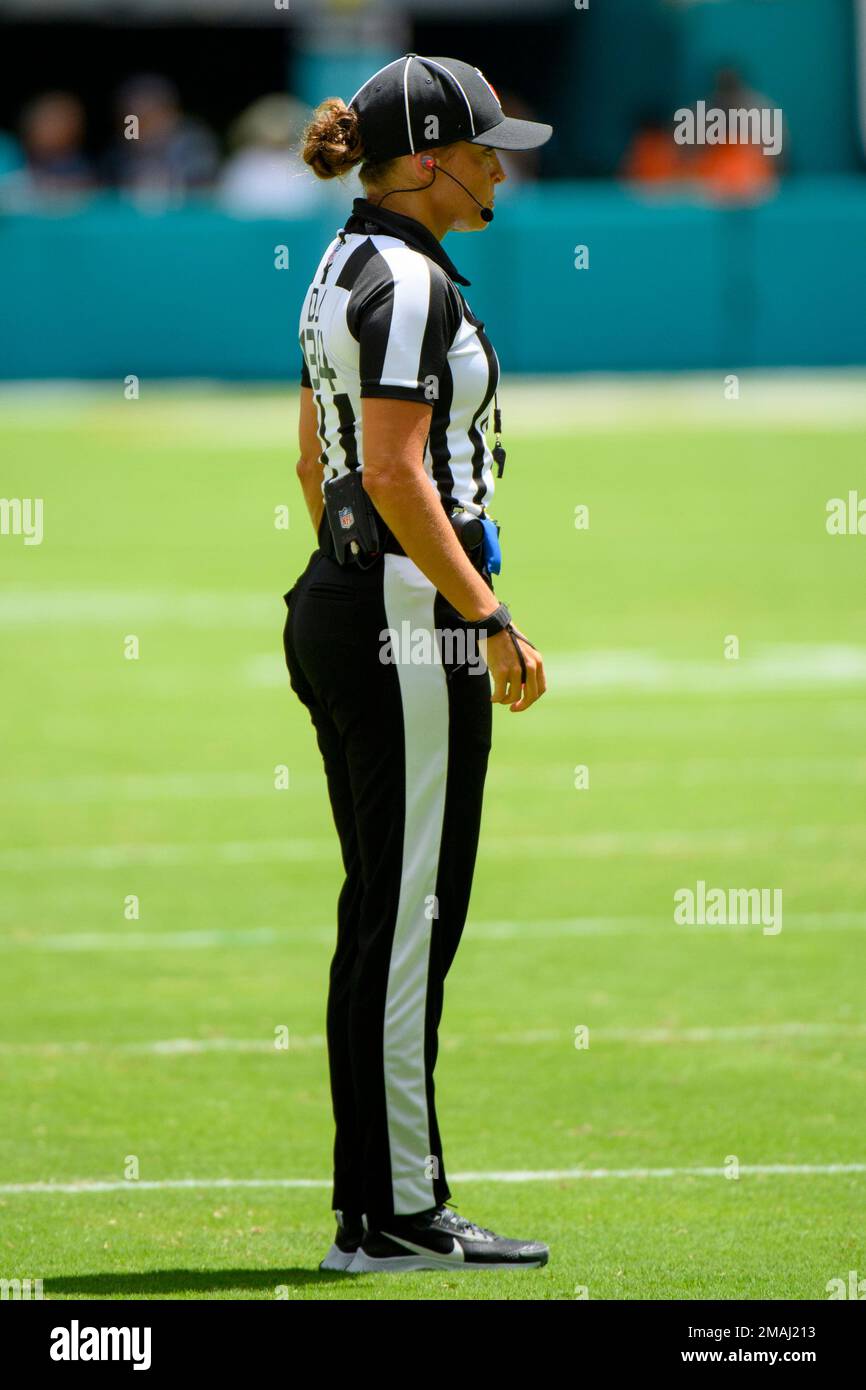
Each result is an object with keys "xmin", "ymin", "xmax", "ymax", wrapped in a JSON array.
[{"xmin": 493, "ymin": 398, "xmax": 506, "ymax": 476}]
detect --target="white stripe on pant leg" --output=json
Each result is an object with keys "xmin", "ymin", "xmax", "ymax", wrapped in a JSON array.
[{"xmin": 382, "ymin": 554, "xmax": 449, "ymax": 1215}]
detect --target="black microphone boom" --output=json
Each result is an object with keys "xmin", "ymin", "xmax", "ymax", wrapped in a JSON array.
[
  {"xmin": 435, "ymin": 164, "xmax": 494, "ymax": 221},
  {"xmin": 376, "ymin": 162, "xmax": 494, "ymax": 221}
]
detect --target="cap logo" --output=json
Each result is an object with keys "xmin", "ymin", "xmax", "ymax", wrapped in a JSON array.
[{"xmin": 473, "ymin": 67, "xmax": 501, "ymax": 107}]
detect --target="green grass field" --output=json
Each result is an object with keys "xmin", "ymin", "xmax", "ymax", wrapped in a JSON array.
[{"xmin": 1, "ymin": 377, "xmax": 865, "ymax": 1300}]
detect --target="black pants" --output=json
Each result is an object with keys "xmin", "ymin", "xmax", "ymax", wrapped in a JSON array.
[{"xmin": 281, "ymin": 536, "xmax": 493, "ymax": 1227}]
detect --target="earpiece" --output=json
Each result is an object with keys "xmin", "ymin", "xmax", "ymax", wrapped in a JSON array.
[{"xmin": 421, "ymin": 156, "xmax": 436, "ymax": 169}]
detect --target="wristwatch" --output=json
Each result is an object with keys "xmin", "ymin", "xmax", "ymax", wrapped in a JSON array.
[
  {"xmin": 465, "ymin": 602, "xmax": 512, "ymax": 637},
  {"xmin": 464, "ymin": 603, "xmax": 539, "ymax": 688}
]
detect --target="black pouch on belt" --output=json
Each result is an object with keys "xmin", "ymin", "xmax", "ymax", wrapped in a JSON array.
[
  {"xmin": 449, "ymin": 506, "xmax": 487, "ymax": 574},
  {"xmin": 323, "ymin": 470, "xmax": 381, "ymax": 564}
]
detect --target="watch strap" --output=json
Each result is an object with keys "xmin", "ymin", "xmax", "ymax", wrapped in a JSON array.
[{"xmin": 467, "ymin": 602, "xmax": 511, "ymax": 637}]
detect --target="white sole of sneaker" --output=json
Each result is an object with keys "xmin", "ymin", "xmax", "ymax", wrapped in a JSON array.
[
  {"xmin": 348, "ymin": 1248, "xmax": 547, "ymax": 1273},
  {"xmin": 319, "ymin": 1242, "xmax": 360, "ymax": 1272}
]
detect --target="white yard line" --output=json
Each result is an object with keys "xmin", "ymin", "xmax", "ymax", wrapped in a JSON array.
[
  {"xmin": 0, "ymin": 824, "xmax": 864, "ymax": 874},
  {"xmin": 497, "ymin": 371, "xmax": 866, "ymax": 432},
  {"xmin": 3, "ymin": 912, "xmax": 866, "ymax": 952},
  {"xmin": 1, "ymin": 1021, "xmax": 865, "ymax": 1056},
  {"xmin": 540, "ymin": 647, "xmax": 866, "ymax": 696},
  {"xmin": 2, "ymin": 1162, "xmax": 866, "ymax": 1196},
  {"xmin": 2, "ymin": 371, "xmax": 866, "ymax": 432},
  {"xmin": 0, "ymin": 772, "xmax": 275, "ymax": 803},
  {"xmin": 0, "ymin": 755, "xmax": 864, "ymax": 805},
  {"xmin": 245, "ymin": 646, "xmax": 866, "ymax": 694},
  {"xmin": 2, "ymin": 579, "xmax": 866, "ymax": 704},
  {"xmin": 0, "ymin": 589, "xmax": 276, "ymax": 628}
]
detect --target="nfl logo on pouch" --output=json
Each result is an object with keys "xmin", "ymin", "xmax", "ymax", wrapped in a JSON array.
[{"xmin": 339, "ymin": 506, "xmax": 355, "ymax": 530}]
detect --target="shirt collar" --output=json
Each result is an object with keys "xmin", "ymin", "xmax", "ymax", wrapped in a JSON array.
[{"xmin": 341, "ymin": 196, "xmax": 471, "ymax": 287}]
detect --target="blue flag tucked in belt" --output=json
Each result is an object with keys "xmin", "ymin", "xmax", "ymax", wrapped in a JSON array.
[{"xmin": 480, "ymin": 517, "xmax": 501, "ymax": 575}]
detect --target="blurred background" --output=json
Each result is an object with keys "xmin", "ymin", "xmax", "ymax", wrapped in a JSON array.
[{"xmin": 1, "ymin": 0, "xmax": 865, "ymax": 377}]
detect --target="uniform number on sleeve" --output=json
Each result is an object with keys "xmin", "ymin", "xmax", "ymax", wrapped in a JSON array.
[
  {"xmin": 304, "ymin": 327, "xmax": 337, "ymax": 393},
  {"xmin": 307, "ymin": 288, "xmax": 326, "ymax": 324}
]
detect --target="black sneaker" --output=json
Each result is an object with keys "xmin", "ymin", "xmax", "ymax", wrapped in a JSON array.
[
  {"xmin": 319, "ymin": 1209, "xmax": 367, "ymax": 1271},
  {"xmin": 348, "ymin": 1203, "xmax": 549, "ymax": 1272}
]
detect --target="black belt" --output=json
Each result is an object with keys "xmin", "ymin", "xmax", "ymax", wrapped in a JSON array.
[
  {"xmin": 316, "ymin": 492, "xmax": 491, "ymax": 578},
  {"xmin": 316, "ymin": 507, "xmax": 405, "ymax": 566},
  {"xmin": 316, "ymin": 492, "xmax": 466, "ymax": 566}
]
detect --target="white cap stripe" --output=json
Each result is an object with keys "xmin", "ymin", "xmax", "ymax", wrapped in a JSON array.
[{"xmin": 403, "ymin": 54, "xmax": 416, "ymax": 154}]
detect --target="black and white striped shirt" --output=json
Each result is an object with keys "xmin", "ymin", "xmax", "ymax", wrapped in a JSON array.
[{"xmin": 298, "ymin": 197, "xmax": 501, "ymax": 518}]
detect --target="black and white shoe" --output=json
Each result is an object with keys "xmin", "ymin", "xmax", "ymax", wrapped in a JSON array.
[
  {"xmin": 348, "ymin": 1203, "xmax": 549, "ymax": 1272},
  {"xmin": 319, "ymin": 1210, "xmax": 367, "ymax": 1271}
]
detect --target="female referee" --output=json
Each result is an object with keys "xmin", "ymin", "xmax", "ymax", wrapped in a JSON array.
[{"xmin": 282, "ymin": 54, "xmax": 551, "ymax": 1273}]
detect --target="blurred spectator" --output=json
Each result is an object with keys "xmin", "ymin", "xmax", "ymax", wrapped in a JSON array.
[
  {"xmin": 621, "ymin": 69, "xmax": 786, "ymax": 205},
  {"xmin": 217, "ymin": 94, "xmax": 330, "ymax": 216},
  {"xmin": 707, "ymin": 66, "xmax": 781, "ymax": 138},
  {"xmin": 102, "ymin": 74, "xmax": 219, "ymax": 198},
  {"xmin": 692, "ymin": 135, "xmax": 778, "ymax": 203},
  {"xmin": 19, "ymin": 92, "xmax": 95, "ymax": 196},
  {"xmin": 693, "ymin": 66, "xmax": 786, "ymax": 203},
  {"xmin": 620, "ymin": 111, "xmax": 685, "ymax": 186}
]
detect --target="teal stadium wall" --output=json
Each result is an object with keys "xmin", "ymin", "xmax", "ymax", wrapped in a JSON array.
[{"xmin": 2, "ymin": 178, "xmax": 865, "ymax": 379}]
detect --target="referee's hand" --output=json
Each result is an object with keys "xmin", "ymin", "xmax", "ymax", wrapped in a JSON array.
[{"xmin": 485, "ymin": 627, "xmax": 547, "ymax": 713}]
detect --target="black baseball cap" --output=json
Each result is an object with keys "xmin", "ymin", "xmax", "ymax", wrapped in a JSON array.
[{"xmin": 348, "ymin": 54, "xmax": 553, "ymax": 165}]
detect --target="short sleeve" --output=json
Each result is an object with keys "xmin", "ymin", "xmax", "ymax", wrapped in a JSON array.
[{"xmin": 350, "ymin": 251, "xmax": 461, "ymax": 404}]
